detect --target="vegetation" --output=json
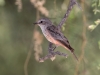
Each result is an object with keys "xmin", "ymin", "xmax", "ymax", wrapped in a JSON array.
[{"xmin": 0, "ymin": 0, "xmax": 100, "ymax": 75}]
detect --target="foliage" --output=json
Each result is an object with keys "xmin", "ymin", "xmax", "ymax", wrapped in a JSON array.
[
  {"xmin": 0, "ymin": 0, "xmax": 100, "ymax": 75},
  {"xmin": 89, "ymin": 0, "xmax": 100, "ymax": 50}
]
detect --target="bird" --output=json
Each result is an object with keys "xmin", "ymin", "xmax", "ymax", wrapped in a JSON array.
[{"xmin": 34, "ymin": 18, "xmax": 78, "ymax": 61}]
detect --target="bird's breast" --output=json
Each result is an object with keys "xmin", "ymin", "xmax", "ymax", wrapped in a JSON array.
[{"xmin": 41, "ymin": 27, "xmax": 59, "ymax": 45}]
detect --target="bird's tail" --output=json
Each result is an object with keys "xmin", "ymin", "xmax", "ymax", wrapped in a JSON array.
[
  {"xmin": 67, "ymin": 45, "xmax": 78, "ymax": 61},
  {"xmin": 72, "ymin": 51, "xmax": 78, "ymax": 61},
  {"xmin": 57, "ymin": 40, "xmax": 78, "ymax": 61},
  {"xmin": 65, "ymin": 45, "xmax": 78, "ymax": 61}
]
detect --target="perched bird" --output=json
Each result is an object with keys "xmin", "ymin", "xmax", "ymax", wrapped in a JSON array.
[{"xmin": 34, "ymin": 18, "xmax": 78, "ymax": 61}]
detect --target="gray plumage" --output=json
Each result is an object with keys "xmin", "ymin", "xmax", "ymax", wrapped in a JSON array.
[{"xmin": 34, "ymin": 18, "xmax": 78, "ymax": 61}]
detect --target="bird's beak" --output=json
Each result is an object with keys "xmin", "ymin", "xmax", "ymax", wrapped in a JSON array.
[{"xmin": 33, "ymin": 22, "xmax": 38, "ymax": 25}]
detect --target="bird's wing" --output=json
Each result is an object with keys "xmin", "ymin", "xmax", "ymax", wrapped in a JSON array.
[
  {"xmin": 47, "ymin": 25, "xmax": 71, "ymax": 49},
  {"xmin": 47, "ymin": 25, "xmax": 79, "ymax": 61}
]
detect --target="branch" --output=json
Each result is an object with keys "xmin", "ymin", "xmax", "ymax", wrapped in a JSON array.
[
  {"xmin": 39, "ymin": 50, "xmax": 68, "ymax": 62},
  {"xmin": 39, "ymin": 42, "xmax": 68, "ymax": 62},
  {"xmin": 39, "ymin": 0, "xmax": 82, "ymax": 62},
  {"xmin": 74, "ymin": 0, "xmax": 87, "ymax": 75},
  {"xmin": 58, "ymin": 0, "xmax": 81, "ymax": 30}
]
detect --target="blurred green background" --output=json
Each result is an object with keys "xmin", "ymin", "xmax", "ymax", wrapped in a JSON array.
[{"xmin": 0, "ymin": 0, "xmax": 100, "ymax": 75}]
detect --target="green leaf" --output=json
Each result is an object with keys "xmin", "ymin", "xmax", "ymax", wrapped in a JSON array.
[
  {"xmin": 95, "ymin": 19, "xmax": 100, "ymax": 25},
  {"xmin": 88, "ymin": 25, "xmax": 96, "ymax": 31},
  {"xmin": 98, "ymin": 40, "xmax": 100, "ymax": 49},
  {"xmin": 92, "ymin": 3, "xmax": 96, "ymax": 7},
  {"xmin": 98, "ymin": 0, "xmax": 100, "ymax": 6}
]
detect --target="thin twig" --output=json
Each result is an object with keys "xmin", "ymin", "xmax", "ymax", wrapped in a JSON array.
[
  {"xmin": 39, "ymin": 42, "xmax": 68, "ymax": 62},
  {"xmin": 74, "ymin": 0, "xmax": 87, "ymax": 75},
  {"xmin": 24, "ymin": 44, "xmax": 33, "ymax": 75},
  {"xmin": 58, "ymin": 0, "xmax": 81, "ymax": 30},
  {"xmin": 24, "ymin": 10, "xmax": 40, "ymax": 75},
  {"xmin": 39, "ymin": 51, "xmax": 68, "ymax": 62}
]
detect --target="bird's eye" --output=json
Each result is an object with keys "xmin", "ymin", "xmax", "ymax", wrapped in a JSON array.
[{"xmin": 40, "ymin": 21, "xmax": 43, "ymax": 23}]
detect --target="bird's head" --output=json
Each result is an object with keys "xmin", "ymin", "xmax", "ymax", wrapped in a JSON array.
[{"xmin": 34, "ymin": 18, "xmax": 52, "ymax": 27}]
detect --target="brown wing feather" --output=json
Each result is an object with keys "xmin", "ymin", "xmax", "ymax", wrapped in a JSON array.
[
  {"xmin": 47, "ymin": 25, "xmax": 78, "ymax": 61},
  {"xmin": 47, "ymin": 25, "xmax": 70, "ymax": 47},
  {"xmin": 56, "ymin": 39, "xmax": 74, "ymax": 52}
]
